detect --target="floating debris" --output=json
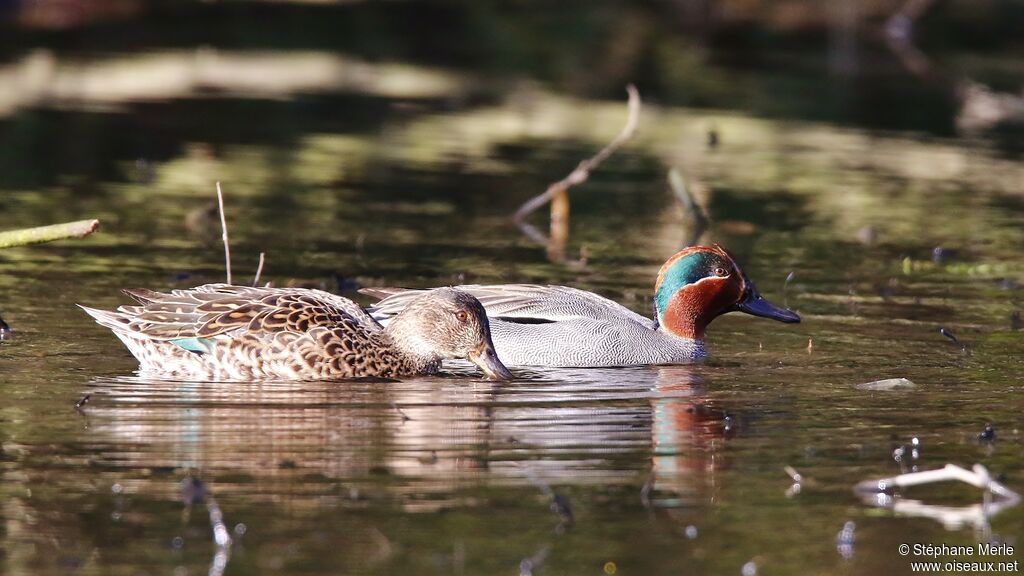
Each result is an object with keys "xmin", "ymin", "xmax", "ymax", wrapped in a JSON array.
[
  {"xmin": 939, "ymin": 327, "xmax": 959, "ymax": 344},
  {"xmin": 806, "ymin": 338, "xmax": 814, "ymax": 354},
  {"xmin": 979, "ymin": 424, "xmax": 996, "ymax": 442},
  {"xmin": 784, "ymin": 466, "xmax": 803, "ymax": 483},
  {"xmin": 835, "ymin": 521, "xmax": 855, "ymax": 559},
  {"xmin": 74, "ymin": 394, "xmax": 91, "ymax": 409},
  {"xmin": 856, "ymin": 377, "xmax": 916, "ymax": 391},
  {"xmin": 855, "ymin": 463, "xmax": 1019, "ymax": 500},
  {"xmin": 180, "ymin": 477, "xmax": 207, "ymax": 505},
  {"xmin": 519, "ymin": 546, "xmax": 551, "ymax": 576},
  {"xmin": 707, "ymin": 127, "xmax": 719, "ymax": 149},
  {"xmin": 783, "ymin": 464, "xmax": 819, "ymax": 496},
  {"xmin": 551, "ymin": 493, "xmax": 574, "ymax": 527},
  {"xmin": 0, "ymin": 315, "xmax": 11, "ymax": 340},
  {"xmin": 853, "ymin": 464, "xmax": 1021, "ymax": 530},
  {"xmin": 855, "ymin": 226, "xmax": 878, "ymax": 245}
]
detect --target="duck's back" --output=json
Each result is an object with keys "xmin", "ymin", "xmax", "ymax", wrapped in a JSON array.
[
  {"xmin": 82, "ymin": 284, "xmax": 419, "ymax": 380},
  {"xmin": 367, "ymin": 284, "xmax": 704, "ymax": 367}
]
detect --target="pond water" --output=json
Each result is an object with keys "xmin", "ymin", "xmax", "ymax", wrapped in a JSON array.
[{"xmin": 1, "ymin": 2, "xmax": 1023, "ymax": 575}]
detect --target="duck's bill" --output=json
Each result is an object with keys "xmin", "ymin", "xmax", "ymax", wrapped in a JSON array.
[
  {"xmin": 469, "ymin": 344, "xmax": 514, "ymax": 380},
  {"xmin": 733, "ymin": 284, "xmax": 801, "ymax": 323}
]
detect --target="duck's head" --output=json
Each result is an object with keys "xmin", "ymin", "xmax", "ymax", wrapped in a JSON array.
[
  {"xmin": 653, "ymin": 245, "xmax": 800, "ymax": 340},
  {"xmin": 387, "ymin": 287, "xmax": 513, "ymax": 380}
]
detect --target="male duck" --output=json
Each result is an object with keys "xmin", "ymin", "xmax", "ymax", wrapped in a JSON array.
[
  {"xmin": 363, "ymin": 245, "xmax": 800, "ymax": 367},
  {"xmin": 81, "ymin": 284, "xmax": 512, "ymax": 381}
]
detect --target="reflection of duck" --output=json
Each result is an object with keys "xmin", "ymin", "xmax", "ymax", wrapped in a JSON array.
[
  {"xmin": 82, "ymin": 365, "xmax": 730, "ymax": 497},
  {"xmin": 364, "ymin": 245, "xmax": 800, "ymax": 367},
  {"xmin": 63, "ymin": 366, "xmax": 733, "ymax": 574},
  {"xmin": 80, "ymin": 285, "xmax": 511, "ymax": 380}
]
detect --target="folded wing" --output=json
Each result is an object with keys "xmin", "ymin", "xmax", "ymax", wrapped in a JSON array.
[{"xmin": 363, "ymin": 284, "xmax": 655, "ymax": 328}]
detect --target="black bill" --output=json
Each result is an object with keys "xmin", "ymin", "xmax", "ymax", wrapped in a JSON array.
[{"xmin": 732, "ymin": 281, "xmax": 801, "ymax": 323}]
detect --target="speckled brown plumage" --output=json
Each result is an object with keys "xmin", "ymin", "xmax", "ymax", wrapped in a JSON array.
[{"xmin": 81, "ymin": 284, "xmax": 511, "ymax": 381}]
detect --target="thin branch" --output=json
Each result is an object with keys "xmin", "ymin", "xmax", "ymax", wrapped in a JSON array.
[
  {"xmin": 216, "ymin": 182, "xmax": 232, "ymax": 285},
  {"xmin": 854, "ymin": 463, "xmax": 1020, "ymax": 502},
  {"xmin": 252, "ymin": 252, "xmax": 265, "ymax": 287},
  {"xmin": 0, "ymin": 219, "xmax": 100, "ymax": 249},
  {"xmin": 513, "ymin": 85, "xmax": 641, "ymax": 224}
]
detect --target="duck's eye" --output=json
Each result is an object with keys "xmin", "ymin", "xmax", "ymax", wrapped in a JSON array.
[
  {"xmin": 713, "ymin": 267, "xmax": 729, "ymax": 277},
  {"xmin": 455, "ymin": 310, "xmax": 470, "ymax": 323}
]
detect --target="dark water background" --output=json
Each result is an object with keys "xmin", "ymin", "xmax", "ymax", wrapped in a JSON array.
[{"xmin": 0, "ymin": 1, "xmax": 1022, "ymax": 574}]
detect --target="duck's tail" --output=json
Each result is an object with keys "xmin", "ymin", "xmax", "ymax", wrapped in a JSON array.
[{"xmin": 78, "ymin": 304, "xmax": 133, "ymax": 333}]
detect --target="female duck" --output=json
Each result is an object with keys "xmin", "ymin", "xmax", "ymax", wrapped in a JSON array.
[
  {"xmin": 363, "ymin": 245, "xmax": 800, "ymax": 367},
  {"xmin": 81, "ymin": 285, "xmax": 512, "ymax": 380}
]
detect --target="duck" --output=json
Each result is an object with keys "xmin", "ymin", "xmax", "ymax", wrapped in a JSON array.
[
  {"xmin": 80, "ymin": 284, "xmax": 512, "ymax": 381},
  {"xmin": 362, "ymin": 245, "xmax": 800, "ymax": 367}
]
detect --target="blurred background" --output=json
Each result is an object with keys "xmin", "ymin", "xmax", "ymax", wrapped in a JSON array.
[{"xmin": 0, "ymin": 2, "xmax": 1022, "ymax": 575}]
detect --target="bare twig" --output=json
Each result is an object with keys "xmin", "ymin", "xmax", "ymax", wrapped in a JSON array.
[
  {"xmin": 252, "ymin": 252, "xmax": 265, "ymax": 287},
  {"xmin": 854, "ymin": 463, "xmax": 1020, "ymax": 502},
  {"xmin": 855, "ymin": 464, "xmax": 1019, "ymax": 531},
  {"xmin": 513, "ymin": 85, "xmax": 641, "ymax": 224},
  {"xmin": 0, "ymin": 219, "xmax": 100, "ymax": 249},
  {"xmin": 216, "ymin": 182, "xmax": 232, "ymax": 285}
]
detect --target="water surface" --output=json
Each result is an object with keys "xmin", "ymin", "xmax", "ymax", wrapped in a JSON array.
[{"xmin": 1, "ymin": 2, "xmax": 1023, "ymax": 575}]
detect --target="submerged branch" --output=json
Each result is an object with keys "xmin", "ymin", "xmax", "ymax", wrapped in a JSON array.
[
  {"xmin": 668, "ymin": 168, "xmax": 709, "ymax": 246},
  {"xmin": 855, "ymin": 463, "xmax": 1020, "ymax": 502},
  {"xmin": 0, "ymin": 219, "xmax": 100, "ymax": 249}
]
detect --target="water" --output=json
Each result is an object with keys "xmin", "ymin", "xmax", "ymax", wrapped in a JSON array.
[{"xmin": 1, "ymin": 2, "xmax": 1023, "ymax": 575}]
